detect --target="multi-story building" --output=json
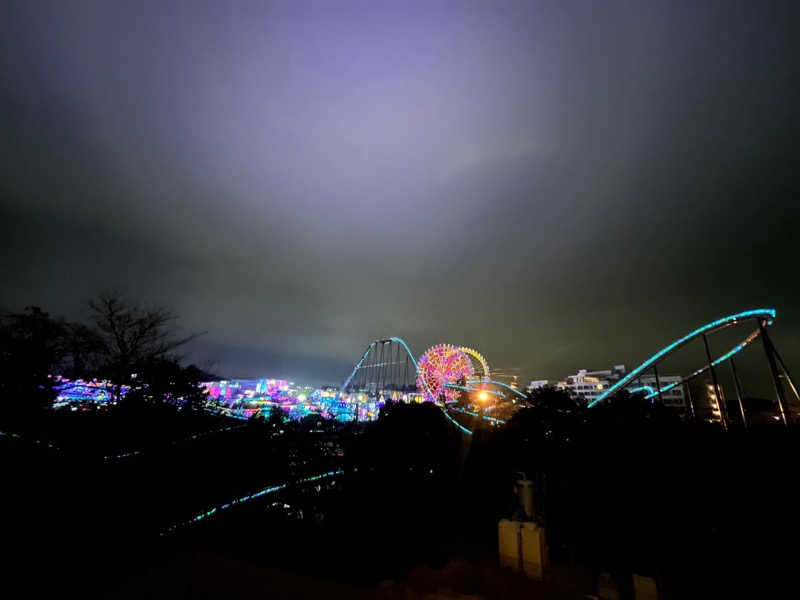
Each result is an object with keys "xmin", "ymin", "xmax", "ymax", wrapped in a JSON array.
[
  {"xmin": 557, "ymin": 369, "xmax": 614, "ymax": 404},
  {"xmin": 688, "ymin": 378, "xmax": 723, "ymax": 423},
  {"xmin": 526, "ymin": 380, "xmax": 549, "ymax": 393},
  {"xmin": 631, "ymin": 373, "xmax": 687, "ymax": 413},
  {"xmin": 556, "ymin": 365, "xmax": 688, "ymax": 414}
]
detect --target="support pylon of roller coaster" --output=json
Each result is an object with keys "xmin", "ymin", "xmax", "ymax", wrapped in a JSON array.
[{"xmin": 588, "ymin": 308, "xmax": 798, "ymax": 428}]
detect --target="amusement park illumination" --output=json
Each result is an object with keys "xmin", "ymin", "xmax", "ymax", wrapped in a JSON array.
[
  {"xmin": 201, "ymin": 379, "xmax": 384, "ymax": 422},
  {"xmin": 336, "ymin": 336, "xmax": 517, "ymax": 434},
  {"xmin": 466, "ymin": 378, "xmax": 527, "ymax": 399},
  {"xmin": 460, "ymin": 347, "xmax": 490, "ymax": 380},
  {"xmin": 444, "ymin": 383, "xmax": 504, "ymax": 398},
  {"xmin": 417, "ymin": 344, "xmax": 475, "ymax": 403},
  {"xmin": 588, "ymin": 308, "xmax": 777, "ymax": 408},
  {"xmin": 339, "ymin": 336, "xmax": 420, "ymax": 398}
]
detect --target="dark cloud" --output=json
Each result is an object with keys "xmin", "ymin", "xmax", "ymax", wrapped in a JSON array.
[{"xmin": 1, "ymin": 1, "xmax": 798, "ymax": 389}]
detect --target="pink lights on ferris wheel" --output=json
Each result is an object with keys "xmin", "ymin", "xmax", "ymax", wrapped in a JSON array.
[{"xmin": 416, "ymin": 344, "xmax": 475, "ymax": 403}]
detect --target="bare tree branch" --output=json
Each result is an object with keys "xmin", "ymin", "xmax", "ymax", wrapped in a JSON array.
[{"xmin": 88, "ymin": 293, "xmax": 205, "ymax": 399}]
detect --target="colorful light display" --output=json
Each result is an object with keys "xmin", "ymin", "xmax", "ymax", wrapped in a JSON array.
[
  {"xmin": 416, "ymin": 344, "xmax": 475, "ymax": 403},
  {"xmin": 459, "ymin": 347, "xmax": 490, "ymax": 380},
  {"xmin": 201, "ymin": 379, "xmax": 382, "ymax": 422},
  {"xmin": 52, "ymin": 376, "xmax": 129, "ymax": 408}
]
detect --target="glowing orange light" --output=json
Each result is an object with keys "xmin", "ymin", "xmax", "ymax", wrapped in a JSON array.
[{"xmin": 479, "ymin": 391, "xmax": 489, "ymax": 402}]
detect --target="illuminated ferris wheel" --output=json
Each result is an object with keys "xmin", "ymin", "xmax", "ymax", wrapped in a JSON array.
[
  {"xmin": 459, "ymin": 346, "xmax": 490, "ymax": 381},
  {"xmin": 416, "ymin": 344, "xmax": 475, "ymax": 403}
]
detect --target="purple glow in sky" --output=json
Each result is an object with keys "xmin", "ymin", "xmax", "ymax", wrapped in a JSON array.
[{"xmin": 1, "ymin": 1, "xmax": 798, "ymax": 387}]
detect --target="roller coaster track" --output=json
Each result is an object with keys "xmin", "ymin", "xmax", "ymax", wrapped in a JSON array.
[
  {"xmin": 467, "ymin": 378, "xmax": 528, "ymax": 399},
  {"xmin": 443, "ymin": 378, "xmax": 527, "ymax": 401},
  {"xmin": 339, "ymin": 337, "xmax": 419, "ymax": 397},
  {"xmin": 339, "ymin": 309, "xmax": 791, "ymax": 431},
  {"xmin": 340, "ymin": 337, "xmax": 483, "ymax": 434},
  {"xmin": 588, "ymin": 308, "xmax": 777, "ymax": 408}
]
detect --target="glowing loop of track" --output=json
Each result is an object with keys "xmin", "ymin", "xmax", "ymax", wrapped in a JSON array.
[
  {"xmin": 339, "ymin": 337, "xmax": 419, "ymax": 396},
  {"xmin": 338, "ymin": 338, "xmax": 505, "ymax": 436},
  {"xmin": 588, "ymin": 308, "xmax": 776, "ymax": 407}
]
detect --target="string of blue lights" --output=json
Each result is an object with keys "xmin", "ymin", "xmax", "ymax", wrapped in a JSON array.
[
  {"xmin": 447, "ymin": 406, "xmax": 506, "ymax": 424},
  {"xmin": 440, "ymin": 407, "xmax": 473, "ymax": 435},
  {"xmin": 465, "ymin": 379, "xmax": 528, "ymax": 399},
  {"xmin": 160, "ymin": 468, "xmax": 348, "ymax": 536},
  {"xmin": 588, "ymin": 309, "xmax": 776, "ymax": 408},
  {"xmin": 640, "ymin": 328, "xmax": 764, "ymax": 400}
]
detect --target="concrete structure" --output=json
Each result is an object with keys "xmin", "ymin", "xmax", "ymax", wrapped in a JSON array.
[
  {"xmin": 526, "ymin": 379, "xmax": 549, "ymax": 392},
  {"xmin": 556, "ymin": 366, "xmax": 625, "ymax": 405},
  {"xmin": 498, "ymin": 519, "xmax": 522, "ymax": 570},
  {"xmin": 520, "ymin": 522, "xmax": 547, "ymax": 579},
  {"xmin": 633, "ymin": 574, "xmax": 659, "ymax": 600},
  {"xmin": 497, "ymin": 519, "xmax": 547, "ymax": 580},
  {"xmin": 516, "ymin": 479, "xmax": 534, "ymax": 519}
]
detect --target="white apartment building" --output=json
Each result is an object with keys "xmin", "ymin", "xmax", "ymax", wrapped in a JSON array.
[
  {"xmin": 634, "ymin": 373, "xmax": 687, "ymax": 412},
  {"xmin": 526, "ymin": 380, "xmax": 549, "ymax": 393},
  {"xmin": 557, "ymin": 369, "xmax": 614, "ymax": 404},
  {"xmin": 555, "ymin": 365, "xmax": 688, "ymax": 413}
]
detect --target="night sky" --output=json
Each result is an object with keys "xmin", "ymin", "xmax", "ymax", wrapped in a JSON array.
[{"xmin": 1, "ymin": 1, "xmax": 798, "ymax": 387}]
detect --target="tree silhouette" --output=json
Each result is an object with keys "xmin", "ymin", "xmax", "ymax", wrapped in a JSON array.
[
  {"xmin": 120, "ymin": 357, "xmax": 208, "ymax": 412},
  {"xmin": 0, "ymin": 307, "xmax": 69, "ymax": 417},
  {"xmin": 508, "ymin": 386, "xmax": 584, "ymax": 450},
  {"xmin": 87, "ymin": 293, "xmax": 203, "ymax": 402}
]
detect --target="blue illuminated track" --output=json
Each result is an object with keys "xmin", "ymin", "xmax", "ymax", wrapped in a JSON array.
[
  {"xmin": 588, "ymin": 309, "xmax": 776, "ymax": 408},
  {"xmin": 160, "ymin": 469, "xmax": 347, "ymax": 536},
  {"xmin": 628, "ymin": 386, "xmax": 656, "ymax": 396},
  {"xmin": 444, "ymin": 383, "xmax": 505, "ymax": 398},
  {"xmin": 441, "ymin": 407, "xmax": 473, "ymax": 435},
  {"xmin": 465, "ymin": 379, "xmax": 528, "ymax": 399},
  {"xmin": 390, "ymin": 337, "xmax": 420, "ymax": 370},
  {"xmin": 640, "ymin": 328, "xmax": 763, "ymax": 400},
  {"xmin": 339, "ymin": 337, "xmax": 419, "ymax": 395},
  {"xmin": 444, "ymin": 379, "xmax": 527, "ymax": 401},
  {"xmin": 448, "ymin": 406, "xmax": 506, "ymax": 425}
]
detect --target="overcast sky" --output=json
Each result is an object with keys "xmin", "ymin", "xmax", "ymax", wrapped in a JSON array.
[{"xmin": 1, "ymin": 1, "xmax": 798, "ymax": 387}]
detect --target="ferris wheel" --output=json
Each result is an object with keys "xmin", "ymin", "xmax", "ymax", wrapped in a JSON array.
[
  {"xmin": 416, "ymin": 344, "xmax": 475, "ymax": 403},
  {"xmin": 459, "ymin": 346, "xmax": 490, "ymax": 381}
]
